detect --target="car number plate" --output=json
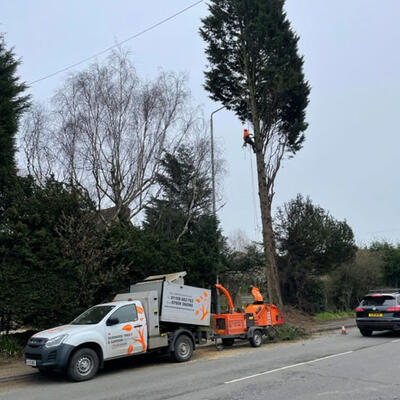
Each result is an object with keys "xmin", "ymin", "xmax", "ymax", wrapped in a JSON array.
[
  {"xmin": 368, "ymin": 313, "xmax": 383, "ymax": 317},
  {"xmin": 26, "ymin": 359, "xmax": 36, "ymax": 366}
]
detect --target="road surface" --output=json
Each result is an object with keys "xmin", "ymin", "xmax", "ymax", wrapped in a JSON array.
[{"xmin": 1, "ymin": 327, "xmax": 399, "ymax": 400}]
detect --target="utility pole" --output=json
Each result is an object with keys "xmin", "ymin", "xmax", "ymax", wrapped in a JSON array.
[
  {"xmin": 210, "ymin": 105, "xmax": 225, "ymax": 216},
  {"xmin": 210, "ymin": 105, "xmax": 226, "ymax": 314}
]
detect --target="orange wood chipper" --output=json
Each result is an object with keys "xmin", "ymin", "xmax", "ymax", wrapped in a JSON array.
[{"xmin": 213, "ymin": 284, "xmax": 284, "ymax": 347}]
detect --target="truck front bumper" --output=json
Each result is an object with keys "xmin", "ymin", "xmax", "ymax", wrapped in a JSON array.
[{"xmin": 24, "ymin": 342, "xmax": 75, "ymax": 371}]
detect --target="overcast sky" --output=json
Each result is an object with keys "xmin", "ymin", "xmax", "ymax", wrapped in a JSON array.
[{"xmin": 2, "ymin": 0, "xmax": 400, "ymax": 246}]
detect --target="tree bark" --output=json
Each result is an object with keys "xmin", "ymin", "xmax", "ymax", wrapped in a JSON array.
[{"xmin": 254, "ymin": 128, "xmax": 283, "ymax": 307}]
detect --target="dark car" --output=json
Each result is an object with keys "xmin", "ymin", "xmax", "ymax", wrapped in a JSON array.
[{"xmin": 356, "ymin": 289, "xmax": 400, "ymax": 336}]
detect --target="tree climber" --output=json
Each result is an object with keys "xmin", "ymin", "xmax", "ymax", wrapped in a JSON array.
[
  {"xmin": 243, "ymin": 129, "xmax": 256, "ymax": 153},
  {"xmin": 250, "ymin": 286, "xmax": 264, "ymax": 303}
]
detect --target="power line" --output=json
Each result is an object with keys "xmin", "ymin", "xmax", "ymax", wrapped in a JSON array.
[
  {"xmin": 359, "ymin": 228, "xmax": 400, "ymax": 236},
  {"xmin": 29, "ymin": 0, "xmax": 204, "ymax": 85}
]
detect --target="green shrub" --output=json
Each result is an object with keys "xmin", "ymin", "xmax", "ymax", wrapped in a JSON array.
[
  {"xmin": 326, "ymin": 249, "xmax": 383, "ymax": 311},
  {"xmin": 266, "ymin": 324, "xmax": 309, "ymax": 342},
  {"xmin": 0, "ymin": 334, "xmax": 24, "ymax": 358},
  {"xmin": 0, "ymin": 330, "xmax": 37, "ymax": 360}
]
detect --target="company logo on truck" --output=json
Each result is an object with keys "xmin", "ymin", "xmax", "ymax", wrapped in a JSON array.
[
  {"xmin": 195, "ymin": 291, "xmax": 210, "ymax": 321},
  {"xmin": 169, "ymin": 294, "xmax": 194, "ymax": 308},
  {"xmin": 161, "ymin": 283, "xmax": 211, "ymax": 326}
]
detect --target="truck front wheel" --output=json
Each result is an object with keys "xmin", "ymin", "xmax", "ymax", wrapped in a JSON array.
[
  {"xmin": 171, "ymin": 334, "xmax": 193, "ymax": 362},
  {"xmin": 67, "ymin": 348, "xmax": 99, "ymax": 381}
]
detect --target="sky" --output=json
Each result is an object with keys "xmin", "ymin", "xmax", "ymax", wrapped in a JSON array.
[{"xmin": 2, "ymin": 0, "xmax": 400, "ymax": 246}]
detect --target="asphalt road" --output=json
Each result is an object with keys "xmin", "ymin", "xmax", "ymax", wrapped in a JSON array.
[{"xmin": 1, "ymin": 327, "xmax": 400, "ymax": 400}]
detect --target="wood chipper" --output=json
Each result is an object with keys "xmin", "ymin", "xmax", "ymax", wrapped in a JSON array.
[{"xmin": 213, "ymin": 284, "xmax": 284, "ymax": 347}]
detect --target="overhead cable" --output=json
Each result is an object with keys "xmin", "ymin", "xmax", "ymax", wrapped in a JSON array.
[{"xmin": 29, "ymin": 0, "xmax": 204, "ymax": 85}]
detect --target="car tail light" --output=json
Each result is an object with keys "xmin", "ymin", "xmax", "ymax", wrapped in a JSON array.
[
  {"xmin": 386, "ymin": 307, "xmax": 400, "ymax": 312},
  {"xmin": 355, "ymin": 307, "xmax": 364, "ymax": 312}
]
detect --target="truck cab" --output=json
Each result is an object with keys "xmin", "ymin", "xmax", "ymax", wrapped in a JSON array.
[{"xmin": 25, "ymin": 300, "xmax": 148, "ymax": 381}]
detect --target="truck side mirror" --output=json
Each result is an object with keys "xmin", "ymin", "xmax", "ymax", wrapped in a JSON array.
[{"xmin": 106, "ymin": 317, "xmax": 119, "ymax": 326}]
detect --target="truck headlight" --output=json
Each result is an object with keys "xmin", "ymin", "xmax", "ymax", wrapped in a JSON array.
[{"xmin": 45, "ymin": 334, "xmax": 69, "ymax": 348}]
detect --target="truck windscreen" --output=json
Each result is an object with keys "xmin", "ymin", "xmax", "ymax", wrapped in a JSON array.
[{"xmin": 72, "ymin": 305, "xmax": 115, "ymax": 325}]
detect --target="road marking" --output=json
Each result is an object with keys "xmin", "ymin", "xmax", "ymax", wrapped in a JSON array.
[
  {"xmin": 391, "ymin": 339, "xmax": 400, "ymax": 343},
  {"xmin": 224, "ymin": 351, "xmax": 354, "ymax": 384}
]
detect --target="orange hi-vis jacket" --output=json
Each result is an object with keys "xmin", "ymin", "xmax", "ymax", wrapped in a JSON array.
[
  {"xmin": 243, "ymin": 129, "xmax": 250, "ymax": 140},
  {"xmin": 251, "ymin": 286, "xmax": 264, "ymax": 303}
]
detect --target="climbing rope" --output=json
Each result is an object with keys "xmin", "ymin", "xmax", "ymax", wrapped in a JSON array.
[
  {"xmin": 249, "ymin": 147, "xmax": 261, "ymax": 235},
  {"xmin": 241, "ymin": 123, "xmax": 261, "ymax": 236}
]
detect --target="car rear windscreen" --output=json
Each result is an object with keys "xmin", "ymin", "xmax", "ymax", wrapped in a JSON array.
[{"xmin": 361, "ymin": 296, "xmax": 396, "ymax": 307}]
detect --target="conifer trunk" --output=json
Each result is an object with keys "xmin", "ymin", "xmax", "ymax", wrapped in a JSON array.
[{"xmin": 254, "ymin": 126, "xmax": 283, "ymax": 307}]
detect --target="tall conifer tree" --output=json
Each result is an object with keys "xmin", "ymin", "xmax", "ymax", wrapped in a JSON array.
[
  {"xmin": 201, "ymin": 0, "xmax": 310, "ymax": 305},
  {"xmin": 0, "ymin": 34, "xmax": 29, "ymax": 177}
]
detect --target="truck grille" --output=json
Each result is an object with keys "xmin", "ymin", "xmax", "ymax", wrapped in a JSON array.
[
  {"xmin": 27, "ymin": 337, "xmax": 47, "ymax": 348},
  {"xmin": 25, "ymin": 353, "xmax": 42, "ymax": 360}
]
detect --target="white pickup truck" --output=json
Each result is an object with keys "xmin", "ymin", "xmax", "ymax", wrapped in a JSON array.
[{"xmin": 24, "ymin": 272, "xmax": 211, "ymax": 381}]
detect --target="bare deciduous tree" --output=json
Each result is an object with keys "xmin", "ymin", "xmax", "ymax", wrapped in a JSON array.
[
  {"xmin": 176, "ymin": 131, "xmax": 216, "ymax": 242},
  {"xmin": 22, "ymin": 50, "xmax": 199, "ymax": 224},
  {"xmin": 22, "ymin": 103, "xmax": 56, "ymax": 181}
]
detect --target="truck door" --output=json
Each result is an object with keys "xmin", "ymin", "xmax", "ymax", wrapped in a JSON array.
[{"xmin": 105, "ymin": 303, "xmax": 147, "ymax": 358}]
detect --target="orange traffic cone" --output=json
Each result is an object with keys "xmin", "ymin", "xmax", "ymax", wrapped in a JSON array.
[{"xmin": 341, "ymin": 325, "xmax": 347, "ymax": 335}]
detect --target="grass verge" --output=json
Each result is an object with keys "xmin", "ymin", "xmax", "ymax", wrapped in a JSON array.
[{"xmin": 314, "ymin": 311, "xmax": 355, "ymax": 322}]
